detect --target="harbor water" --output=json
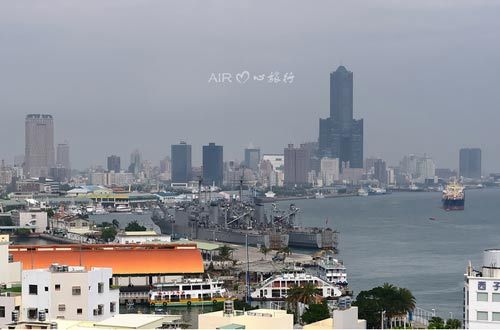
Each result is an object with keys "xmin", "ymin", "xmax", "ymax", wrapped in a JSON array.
[{"xmin": 13, "ymin": 188, "xmax": 500, "ymax": 321}]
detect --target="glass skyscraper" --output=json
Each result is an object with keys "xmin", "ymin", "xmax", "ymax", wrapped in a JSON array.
[
  {"xmin": 459, "ymin": 148, "xmax": 481, "ymax": 179},
  {"xmin": 171, "ymin": 141, "xmax": 192, "ymax": 183},
  {"xmin": 319, "ymin": 66, "xmax": 363, "ymax": 170},
  {"xmin": 202, "ymin": 143, "xmax": 223, "ymax": 187}
]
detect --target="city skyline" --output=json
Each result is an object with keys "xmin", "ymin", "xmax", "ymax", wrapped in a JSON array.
[{"xmin": 0, "ymin": 1, "xmax": 499, "ymax": 172}]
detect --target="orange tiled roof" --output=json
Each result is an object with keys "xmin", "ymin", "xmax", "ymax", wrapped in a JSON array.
[{"xmin": 9, "ymin": 243, "xmax": 203, "ymax": 275}]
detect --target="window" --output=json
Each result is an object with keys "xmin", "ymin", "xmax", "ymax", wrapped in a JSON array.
[
  {"xmin": 29, "ymin": 285, "xmax": 38, "ymax": 295},
  {"xmin": 110, "ymin": 302, "xmax": 116, "ymax": 313},
  {"xmin": 72, "ymin": 286, "xmax": 81, "ymax": 295},
  {"xmin": 93, "ymin": 309, "xmax": 98, "ymax": 316},
  {"xmin": 45, "ymin": 286, "xmax": 48, "ymax": 292},
  {"xmin": 493, "ymin": 312, "xmax": 500, "ymax": 321},
  {"xmin": 192, "ymin": 285, "xmax": 201, "ymax": 290},
  {"xmin": 55, "ymin": 284, "xmax": 61, "ymax": 291},
  {"xmin": 202, "ymin": 284, "xmax": 210, "ymax": 289},
  {"xmin": 98, "ymin": 282, "xmax": 104, "ymax": 293},
  {"xmin": 0, "ymin": 306, "xmax": 5, "ymax": 318},
  {"xmin": 477, "ymin": 311, "xmax": 488, "ymax": 321},
  {"xmin": 77, "ymin": 308, "xmax": 83, "ymax": 315},
  {"xmin": 27, "ymin": 308, "xmax": 38, "ymax": 320},
  {"xmin": 58, "ymin": 305, "xmax": 66, "ymax": 312},
  {"xmin": 97, "ymin": 304, "xmax": 104, "ymax": 315},
  {"xmin": 477, "ymin": 292, "xmax": 488, "ymax": 302},
  {"xmin": 493, "ymin": 293, "xmax": 500, "ymax": 302}
]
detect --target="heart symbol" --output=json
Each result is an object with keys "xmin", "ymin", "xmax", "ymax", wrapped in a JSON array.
[{"xmin": 236, "ymin": 71, "xmax": 250, "ymax": 84}]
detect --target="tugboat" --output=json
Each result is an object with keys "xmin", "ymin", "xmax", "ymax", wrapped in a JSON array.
[{"xmin": 442, "ymin": 182, "xmax": 465, "ymax": 211}]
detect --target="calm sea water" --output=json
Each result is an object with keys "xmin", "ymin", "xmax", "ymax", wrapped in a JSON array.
[
  {"xmin": 277, "ymin": 188, "xmax": 500, "ymax": 319},
  {"xmin": 13, "ymin": 189, "xmax": 500, "ymax": 321}
]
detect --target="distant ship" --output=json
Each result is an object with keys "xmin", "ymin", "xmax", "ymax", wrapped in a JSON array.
[{"xmin": 442, "ymin": 182, "xmax": 465, "ymax": 211}]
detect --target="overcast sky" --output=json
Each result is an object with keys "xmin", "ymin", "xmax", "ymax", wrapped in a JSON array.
[{"xmin": 0, "ymin": 0, "xmax": 499, "ymax": 172}]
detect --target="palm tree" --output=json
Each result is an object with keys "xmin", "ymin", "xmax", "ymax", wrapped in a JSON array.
[
  {"xmin": 112, "ymin": 219, "xmax": 120, "ymax": 229},
  {"xmin": 218, "ymin": 245, "xmax": 235, "ymax": 261},
  {"xmin": 286, "ymin": 283, "xmax": 319, "ymax": 323},
  {"xmin": 260, "ymin": 246, "xmax": 271, "ymax": 260}
]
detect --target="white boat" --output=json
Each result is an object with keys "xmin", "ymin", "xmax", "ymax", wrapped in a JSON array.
[
  {"xmin": 313, "ymin": 250, "xmax": 348, "ymax": 286},
  {"xmin": 133, "ymin": 207, "xmax": 144, "ymax": 215},
  {"xmin": 368, "ymin": 187, "xmax": 387, "ymax": 195},
  {"xmin": 357, "ymin": 188, "xmax": 368, "ymax": 197},
  {"xmin": 94, "ymin": 204, "xmax": 108, "ymax": 215},
  {"xmin": 86, "ymin": 205, "xmax": 96, "ymax": 214},
  {"xmin": 250, "ymin": 270, "xmax": 342, "ymax": 301},
  {"xmin": 315, "ymin": 192, "xmax": 325, "ymax": 199},
  {"xmin": 149, "ymin": 277, "xmax": 228, "ymax": 306},
  {"xmin": 115, "ymin": 204, "xmax": 132, "ymax": 213}
]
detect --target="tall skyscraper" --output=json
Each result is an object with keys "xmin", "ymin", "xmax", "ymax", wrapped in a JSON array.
[
  {"xmin": 373, "ymin": 159, "xmax": 387, "ymax": 184},
  {"xmin": 319, "ymin": 66, "xmax": 363, "ymax": 170},
  {"xmin": 459, "ymin": 148, "xmax": 482, "ymax": 179},
  {"xmin": 284, "ymin": 144, "xmax": 310, "ymax": 186},
  {"xmin": 244, "ymin": 148, "xmax": 260, "ymax": 172},
  {"xmin": 24, "ymin": 114, "xmax": 55, "ymax": 178},
  {"xmin": 107, "ymin": 155, "xmax": 121, "ymax": 173},
  {"xmin": 202, "ymin": 143, "xmax": 223, "ymax": 187},
  {"xmin": 171, "ymin": 141, "xmax": 192, "ymax": 183},
  {"xmin": 56, "ymin": 143, "xmax": 70, "ymax": 170},
  {"xmin": 128, "ymin": 149, "xmax": 142, "ymax": 175}
]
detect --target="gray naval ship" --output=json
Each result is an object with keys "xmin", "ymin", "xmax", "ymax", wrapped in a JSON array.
[{"xmin": 151, "ymin": 198, "xmax": 338, "ymax": 250}]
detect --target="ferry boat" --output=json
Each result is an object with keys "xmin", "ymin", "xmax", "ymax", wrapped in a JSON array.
[
  {"xmin": 357, "ymin": 188, "xmax": 368, "ymax": 197},
  {"xmin": 442, "ymin": 182, "xmax": 465, "ymax": 211},
  {"xmin": 149, "ymin": 277, "xmax": 227, "ymax": 307},
  {"xmin": 313, "ymin": 250, "xmax": 348, "ymax": 286},
  {"xmin": 250, "ymin": 270, "xmax": 342, "ymax": 301}
]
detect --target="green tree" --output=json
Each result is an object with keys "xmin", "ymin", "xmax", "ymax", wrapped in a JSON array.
[
  {"xmin": 445, "ymin": 318, "xmax": 462, "ymax": 329},
  {"xmin": 125, "ymin": 220, "xmax": 146, "ymax": 231},
  {"xmin": 112, "ymin": 219, "xmax": 120, "ymax": 229},
  {"xmin": 354, "ymin": 283, "xmax": 416, "ymax": 329},
  {"xmin": 428, "ymin": 316, "xmax": 445, "ymax": 329},
  {"xmin": 301, "ymin": 301, "xmax": 330, "ymax": 324},
  {"xmin": 286, "ymin": 282, "xmax": 319, "ymax": 322},
  {"xmin": 46, "ymin": 208, "xmax": 55, "ymax": 218},
  {"xmin": 217, "ymin": 245, "xmax": 235, "ymax": 261},
  {"xmin": 101, "ymin": 227, "xmax": 117, "ymax": 242},
  {"xmin": 260, "ymin": 246, "xmax": 271, "ymax": 260},
  {"xmin": 15, "ymin": 228, "xmax": 31, "ymax": 237}
]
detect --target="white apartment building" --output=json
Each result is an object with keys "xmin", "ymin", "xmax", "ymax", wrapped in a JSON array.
[
  {"xmin": 465, "ymin": 249, "xmax": 500, "ymax": 329},
  {"xmin": 320, "ymin": 157, "xmax": 340, "ymax": 186},
  {"xmin": 0, "ymin": 235, "xmax": 21, "ymax": 285},
  {"xmin": 21, "ymin": 265, "xmax": 118, "ymax": 322},
  {"xmin": 16, "ymin": 210, "xmax": 48, "ymax": 233}
]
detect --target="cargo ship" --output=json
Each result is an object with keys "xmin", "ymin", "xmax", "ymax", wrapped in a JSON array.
[{"xmin": 442, "ymin": 182, "xmax": 465, "ymax": 211}]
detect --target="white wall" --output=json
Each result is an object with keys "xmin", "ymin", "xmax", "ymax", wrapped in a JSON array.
[{"xmin": 18, "ymin": 211, "xmax": 48, "ymax": 233}]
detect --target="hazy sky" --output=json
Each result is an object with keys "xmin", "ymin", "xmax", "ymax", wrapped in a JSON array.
[{"xmin": 1, "ymin": 1, "xmax": 499, "ymax": 172}]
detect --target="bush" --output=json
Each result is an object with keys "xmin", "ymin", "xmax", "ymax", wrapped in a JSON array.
[{"xmin": 301, "ymin": 302, "xmax": 331, "ymax": 324}]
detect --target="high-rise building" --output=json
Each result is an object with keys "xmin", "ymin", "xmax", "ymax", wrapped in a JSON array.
[
  {"xmin": 284, "ymin": 144, "xmax": 310, "ymax": 186},
  {"xmin": 171, "ymin": 141, "xmax": 192, "ymax": 183},
  {"xmin": 460, "ymin": 148, "xmax": 482, "ymax": 179},
  {"xmin": 320, "ymin": 157, "xmax": 340, "ymax": 186},
  {"xmin": 244, "ymin": 148, "xmax": 261, "ymax": 172},
  {"xmin": 56, "ymin": 143, "xmax": 70, "ymax": 170},
  {"xmin": 24, "ymin": 114, "xmax": 55, "ymax": 178},
  {"xmin": 107, "ymin": 155, "xmax": 121, "ymax": 173},
  {"xmin": 128, "ymin": 149, "xmax": 142, "ymax": 175},
  {"xmin": 373, "ymin": 159, "xmax": 387, "ymax": 184},
  {"xmin": 319, "ymin": 66, "xmax": 363, "ymax": 170},
  {"xmin": 202, "ymin": 143, "xmax": 223, "ymax": 187},
  {"xmin": 416, "ymin": 156, "xmax": 436, "ymax": 181}
]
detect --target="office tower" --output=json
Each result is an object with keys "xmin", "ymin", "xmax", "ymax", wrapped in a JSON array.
[
  {"xmin": 56, "ymin": 143, "xmax": 70, "ymax": 170},
  {"xmin": 24, "ymin": 114, "xmax": 55, "ymax": 178},
  {"xmin": 128, "ymin": 149, "xmax": 142, "ymax": 175},
  {"xmin": 318, "ymin": 66, "xmax": 363, "ymax": 170},
  {"xmin": 284, "ymin": 144, "xmax": 310, "ymax": 186},
  {"xmin": 107, "ymin": 155, "xmax": 121, "ymax": 173},
  {"xmin": 202, "ymin": 143, "xmax": 223, "ymax": 187},
  {"xmin": 459, "ymin": 148, "xmax": 482, "ymax": 179},
  {"xmin": 244, "ymin": 148, "xmax": 260, "ymax": 172},
  {"xmin": 171, "ymin": 141, "xmax": 192, "ymax": 183},
  {"xmin": 373, "ymin": 159, "xmax": 387, "ymax": 184}
]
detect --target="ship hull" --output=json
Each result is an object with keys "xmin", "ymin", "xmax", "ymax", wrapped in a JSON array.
[{"xmin": 442, "ymin": 198, "xmax": 465, "ymax": 211}]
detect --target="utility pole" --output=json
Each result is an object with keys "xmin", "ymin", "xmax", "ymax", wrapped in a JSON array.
[
  {"xmin": 381, "ymin": 310, "xmax": 386, "ymax": 330},
  {"xmin": 245, "ymin": 234, "xmax": 250, "ymax": 304}
]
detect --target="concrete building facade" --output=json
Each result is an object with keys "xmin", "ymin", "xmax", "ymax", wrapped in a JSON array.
[{"xmin": 24, "ymin": 114, "xmax": 55, "ymax": 178}]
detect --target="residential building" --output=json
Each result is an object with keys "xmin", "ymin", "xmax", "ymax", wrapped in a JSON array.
[
  {"xmin": 0, "ymin": 292, "xmax": 21, "ymax": 328},
  {"xmin": 15, "ymin": 210, "xmax": 48, "ymax": 233},
  {"xmin": 107, "ymin": 155, "xmax": 121, "ymax": 173},
  {"xmin": 0, "ymin": 235, "xmax": 21, "ymax": 285},
  {"xmin": 244, "ymin": 148, "xmax": 261, "ymax": 172},
  {"xmin": 203, "ymin": 143, "xmax": 223, "ymax": 187},
  {"xmin": 114, "ymin": 231, "xmax": 171, "ymax": 244},
  {"xmin": 24, "ymin": 114, "xmax": 55, "ymax": 178},
  {"xmin": 284, "ymin": 144, "xmax": 310, "ymax": 186},
  {"xmin": 21, "ymin": 265, "xmax": 118, "ymax": 322},
  {"xmin": 460, "ymin": 148, "xmax": 482, "ymax": 179},
  {"xmin": 55, "ymin": 143, "xmax": 70, "ymax": 171},
  {"xmin": 416, "ymin": 156, "xmax": 436, "ymax": 181},
  {"xmin": 303, "ymin": 306, "xmax": 366, "ymax": 329},
  {"xmin": 198, "ymin": 302, "xmax": 293, "ymax": 329},
  {"xmin": 464, "ymin": 249, "xmax": 500, "ymax": 329},
  {"xmin": 319, "ymin": 66, "xmax": 363, "ymax": 170},
  {"xmin": 171, "ymin": 141, "xmax": 192, "ymax": 183},
  {"xmin": 373, "ymin": 159, "xmax": 387, "ymax": 184},
  {"xmin": 320, "ymin": 157, "xmax": 340, "ymax": 186}
]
